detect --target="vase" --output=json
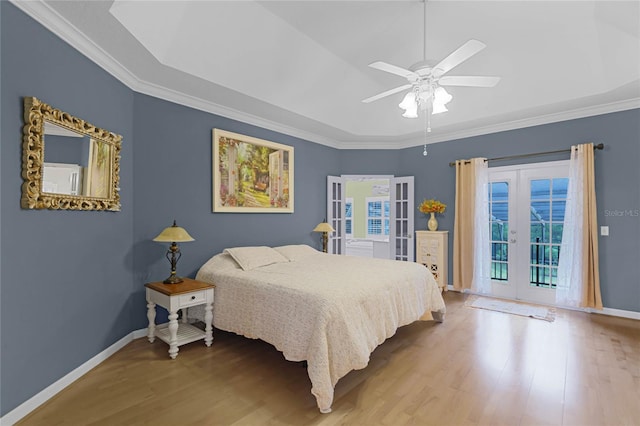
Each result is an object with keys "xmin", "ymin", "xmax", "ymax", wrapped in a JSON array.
[{"xmin": 427, "ymin": 212, "xmax": 438, "ymax": 231}]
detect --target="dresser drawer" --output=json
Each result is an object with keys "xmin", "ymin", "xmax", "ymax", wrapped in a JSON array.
[{"xmin": 178, "ymin": 290, "xmax": 207, "ymax": 307}]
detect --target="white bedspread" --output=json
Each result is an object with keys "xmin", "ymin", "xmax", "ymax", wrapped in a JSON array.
[{"xmin": 193, "ymin": 249, "xmax": 445, "ymax": 413}]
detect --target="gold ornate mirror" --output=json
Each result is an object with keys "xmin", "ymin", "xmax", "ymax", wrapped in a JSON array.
[{"xmin": 21, "ymin": 97, "xmax": 122, "ymax": 211}]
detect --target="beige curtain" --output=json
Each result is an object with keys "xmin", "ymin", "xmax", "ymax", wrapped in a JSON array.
[
  {"xmin": 580, "ymin": 144, "xmax": 603, "ymax": 308},
  {"xmin": 453, "ymin": 158, "xmax": 481, "ymax": 290},
  {"xmin": 557, "ymin": 143, "xmax": 603, "ymax": 309}
]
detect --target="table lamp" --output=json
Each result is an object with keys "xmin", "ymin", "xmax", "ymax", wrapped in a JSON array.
[
  {"xmin": 153, "ymin": 220, "xmax": 194, "ymax": 284},
  {"xmin": 313, "ymin": 220, "xmax": 334, "ymax": 253}
]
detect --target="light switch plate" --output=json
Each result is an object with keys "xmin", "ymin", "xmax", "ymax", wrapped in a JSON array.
[{"xmin": 600, "ymin": 226, "xmax": 609, "ymax": 236}]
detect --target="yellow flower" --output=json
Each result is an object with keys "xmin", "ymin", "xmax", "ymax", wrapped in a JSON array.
[{"xmin": 418, "ymin": 198, "xmax": 446, "ymax": 215}]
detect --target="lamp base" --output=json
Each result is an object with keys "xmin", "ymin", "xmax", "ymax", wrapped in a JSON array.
[{"xmin": 163, "ymin": 275, "xmax": 184, "ymax": 284}]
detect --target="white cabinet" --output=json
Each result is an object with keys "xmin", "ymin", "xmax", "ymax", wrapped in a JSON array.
[{"xmin": 416, "ymin": 231, "xmax": 448, "ymax": 291}]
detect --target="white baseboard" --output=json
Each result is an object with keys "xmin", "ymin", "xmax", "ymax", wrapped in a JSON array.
[
  {"xmin": 446, "ymin": 285, "xmax": 640, "ymax": 321},
  {"xmin": 0, "ymin": 328, "xmax": 147, "ymax": 426},
  {"xmin": 594, "ymin": 307, "xmax": 640, "ymax": 321}
]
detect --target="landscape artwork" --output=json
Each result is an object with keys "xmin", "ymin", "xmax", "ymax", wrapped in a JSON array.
[{"xmin": 213, "ymin": 129, "xmax": 293, "ymax": 213}]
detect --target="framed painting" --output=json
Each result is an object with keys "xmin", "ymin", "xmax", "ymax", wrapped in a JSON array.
[{"xmin": 213, "ymin": 129, "xmax": 294, "ymax": 213}]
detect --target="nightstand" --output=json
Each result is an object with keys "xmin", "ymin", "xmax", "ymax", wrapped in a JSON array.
[
  {"xmin": 416, "ymin": 230, "xmax": 448, "ymax": 292},
  {"xmin": 145, "ymin": 278, "xmax": 215, "ymax": 359}
]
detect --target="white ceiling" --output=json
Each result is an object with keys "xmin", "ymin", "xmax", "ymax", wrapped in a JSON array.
[{"xmin": 14, "ymin": 1, "xmax": 640, "ymax": 149}]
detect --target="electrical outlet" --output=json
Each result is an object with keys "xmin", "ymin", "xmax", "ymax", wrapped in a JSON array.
[{"xmin": 600, "ymin": 226, "xmax": 609, "ymax": 236}]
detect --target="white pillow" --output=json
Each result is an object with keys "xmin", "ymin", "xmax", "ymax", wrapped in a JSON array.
[
  {"xmin": 223, "ymin": 246, "xmax": 289, "ymax": 271},
  {"xmin": 274, "ymin": 244, "xmax": 319, "ymax": 261},
  {"xmin": 201, "ymin": 252, "xmax": 242, "ymax": 272}
]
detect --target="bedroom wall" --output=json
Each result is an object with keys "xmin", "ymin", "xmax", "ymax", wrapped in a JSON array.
[
  {"xmin": 1, "ymin": 0, "xmax": 638, "ymax": 419},
  {"xmin": 131, "ymin": 93, "xmax": 342, "ymax": 329},
  {"xmin": 0, "ymin": 3, "xmax": 135, "ymax": 416},
  {"xmin": 397, "ymin": 108, "xmax": 640, "ymax": 313}
]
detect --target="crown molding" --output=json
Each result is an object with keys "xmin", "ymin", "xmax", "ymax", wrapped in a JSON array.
[
  {"xmin": 132, "ymin": 78, "xmax": 343, "ymax": 149},
  {"xmin": 375, "ymin": 97, "xmax": 640, "ymax": 150},
  {"xmin": 11, "ymin": 1, "xmax": 640, "ymax": 152},
  {"xmin": 9, "ymin": 0, "xmax": 342, "ymax": 149}
]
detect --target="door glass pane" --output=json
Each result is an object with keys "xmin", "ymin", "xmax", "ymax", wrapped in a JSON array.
[
  {"xmin": 529, "ymin": 177, "xmax": 566, "ymax": 289},
  {"xmin": 551, "ymin": 201, "xmax": 566, "ymax": 221},
  {"xmin": 491, "ymin": 203, "xmax": 509, "ymax": 221},
  {"xmin": 531, "ymin": 202, "xmax": 550, "ymax": 221},
  {"xmin": 492, "ymin": 262, "xmax": 508, "ymax": 281},
  {"xmin": 489, "ymin": 180, "xmax": 509, "ymax": 281},
  {"xmin": 551, "ymin": 245, "xmax": 560, "ymax": 266},
  {"xmin": 531, "ymin": 179, "xmax": 550, "ymax": 200},
  {"xmin": 530, "ymin": 265, "xmax": 550, "ymax": 287},
  {"xmin": 551, "ymin": 223, "xmax": 564, "ymax": 244},
  {"xmin": 491, "ymin": 182, "xmax": 508, "ymax": 201},
  {"xmin": 552, "ymin": 178, "xmax": 569, "ymax": 198},
  {"xmin": 492, "ymin": 222, "xmax": 508, "ymax": 241},
  {"xmin": 531, "ymin": 223, "xmax": 550, "ymax": 243}
]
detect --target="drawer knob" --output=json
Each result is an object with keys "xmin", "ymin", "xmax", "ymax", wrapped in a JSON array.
[{"xmin": 191, "ymin": 295, "xmax": 196, "ymax": 300}]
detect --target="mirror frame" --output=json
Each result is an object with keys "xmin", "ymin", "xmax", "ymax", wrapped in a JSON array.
[{"xmin": 21, "ymin": 97, "xmax": 122, "ymax": 211}]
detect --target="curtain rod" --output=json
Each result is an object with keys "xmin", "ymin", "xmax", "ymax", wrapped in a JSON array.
[{"xmin": 448, "ymin": 143, "xmax": 604, "ymax": 167}]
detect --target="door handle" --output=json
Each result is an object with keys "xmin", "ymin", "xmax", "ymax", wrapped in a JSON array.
[{"xmin": 510, "ymin": 239, "xmax": 516, "ymax": 243}]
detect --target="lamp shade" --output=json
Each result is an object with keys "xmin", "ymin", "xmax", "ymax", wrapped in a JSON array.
[
  {"xmin": 153, "ymin": 220, "xmax": 195, "ymax": 243},
  {"xmin": 398, "ymin": 92, "xmax": 418, "ymax": 118},
  {"xmin": 313, "ymin": 222, "xmax": 335, "ymax": 233}
]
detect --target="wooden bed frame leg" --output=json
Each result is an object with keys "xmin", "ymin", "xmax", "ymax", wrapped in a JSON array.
[{"xmin": 432, "ymin": 310, "xmax": 445, "ymax": 323}]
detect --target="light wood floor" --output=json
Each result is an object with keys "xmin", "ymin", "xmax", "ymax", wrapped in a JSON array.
[{"xmin": 18, "ymin": 292, "xmax": 640, "ymax": 425}]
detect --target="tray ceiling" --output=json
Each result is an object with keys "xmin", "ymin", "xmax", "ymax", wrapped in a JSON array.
[{"xmin": 14, "ymin": 1, "xmax": 640, "ymax": 149}]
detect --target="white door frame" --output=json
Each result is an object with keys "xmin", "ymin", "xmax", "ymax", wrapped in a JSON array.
[
  {"xmin": 488, "ymin": 160, "xmax": 569, "ymax": 304},
  {"xmin": 326, "ymin": 175, "xmax": 414, "ymax": 261}
]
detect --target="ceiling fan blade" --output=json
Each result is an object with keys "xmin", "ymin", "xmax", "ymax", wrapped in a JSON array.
[
  {"xmin": 369, "ymin": 61, "xmax": 418, "ymax": 80},
  {"xmin": 362, "ymin": 84, "xmax": 412, "ymax": 103},
  {"xmin": 432, "ymin": 39, "xmax": 487, "ymax": 77},
  {"xmin": 439, "ymin": 76, "xmax": 501, "ymax": 87}
]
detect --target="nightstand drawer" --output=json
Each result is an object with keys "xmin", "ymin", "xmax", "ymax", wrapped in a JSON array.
[{"xmin": 179, "ymin": 291, "xmax": 207, "ymax": 307}]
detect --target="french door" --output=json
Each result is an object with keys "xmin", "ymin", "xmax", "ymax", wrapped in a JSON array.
[
  {"xmin": 326, "ymin": 175, "xmax": 414, "ymax": 261},
  {"xmin": 488, "ymin": 161, "xmax": 569, "ymax": 305}
]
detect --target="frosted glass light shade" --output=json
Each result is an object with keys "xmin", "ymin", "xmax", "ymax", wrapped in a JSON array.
[{"xmin": 398, "ymin": 92, "xmax": 418, "ymax": 118}]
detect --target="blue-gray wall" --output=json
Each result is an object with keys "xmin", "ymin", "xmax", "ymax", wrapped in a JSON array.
[
  {"xmin": 1, "ymin": 0, "xmax": 639, "ymax": 419},
  {"xmin": 1, "ymin": 3, "xmax": 135, "ymax": 416},
  {"xmin": 396, "ymin": 110, "xmax": 640, "ymax": 312},
  {"xmin": 131, "ymin": 93, "xmax": 341, "ymax": 329}
]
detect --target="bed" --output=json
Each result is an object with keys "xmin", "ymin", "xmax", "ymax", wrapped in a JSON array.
[{"xmin": 191, "ymin": 244, "xmax": 446, "ymax": 413}]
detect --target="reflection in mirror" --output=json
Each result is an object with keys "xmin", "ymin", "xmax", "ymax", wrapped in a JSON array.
[
  {"xmin": 42, "ymin": 122, "xmax": 114, "ymax": 198},
  {"xmin": 21, "ymin": 97, "xmax": 122, "ymax": 211}
]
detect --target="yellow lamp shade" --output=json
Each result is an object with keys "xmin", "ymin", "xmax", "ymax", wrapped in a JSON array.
[
  {"xmin": 153, "ymin": 220, "xmax": 194, "ymax": 243},
  {"xmin": 313, "ymin": 222, "xmax": 334, "ymax": 233}
]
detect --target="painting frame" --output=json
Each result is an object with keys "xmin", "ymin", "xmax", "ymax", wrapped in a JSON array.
[{"xmin": 213, "ymin": 129, "xmax": 294, "ymax": 213}]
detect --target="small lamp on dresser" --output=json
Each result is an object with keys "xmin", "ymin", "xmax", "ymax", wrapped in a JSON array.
[
  {"xmin": 312, "ymin": 220, "xmax": 334, "ymax": 253},
  {"xmin": 153, "ymin": 220, "xmax": 195, "ymax": 284}
]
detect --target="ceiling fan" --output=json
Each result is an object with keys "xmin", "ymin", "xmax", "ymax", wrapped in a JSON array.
[{"xmin": 362, "ymin": 0, "xmax": 500, "ymax": 128}]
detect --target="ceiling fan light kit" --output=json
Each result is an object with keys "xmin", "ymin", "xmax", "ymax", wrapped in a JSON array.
[{"xmin": 362, "ymin": 0, "xmax": 501, "ymax": 135}]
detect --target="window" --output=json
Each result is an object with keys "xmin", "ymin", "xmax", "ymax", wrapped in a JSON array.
[
  {"xmin": 345, "ymin": 198, "xmax": 353, "ymax": 237},
  {"xmin": 366, "ymin": 197, "xmax": 390, "ymax": 239}
]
